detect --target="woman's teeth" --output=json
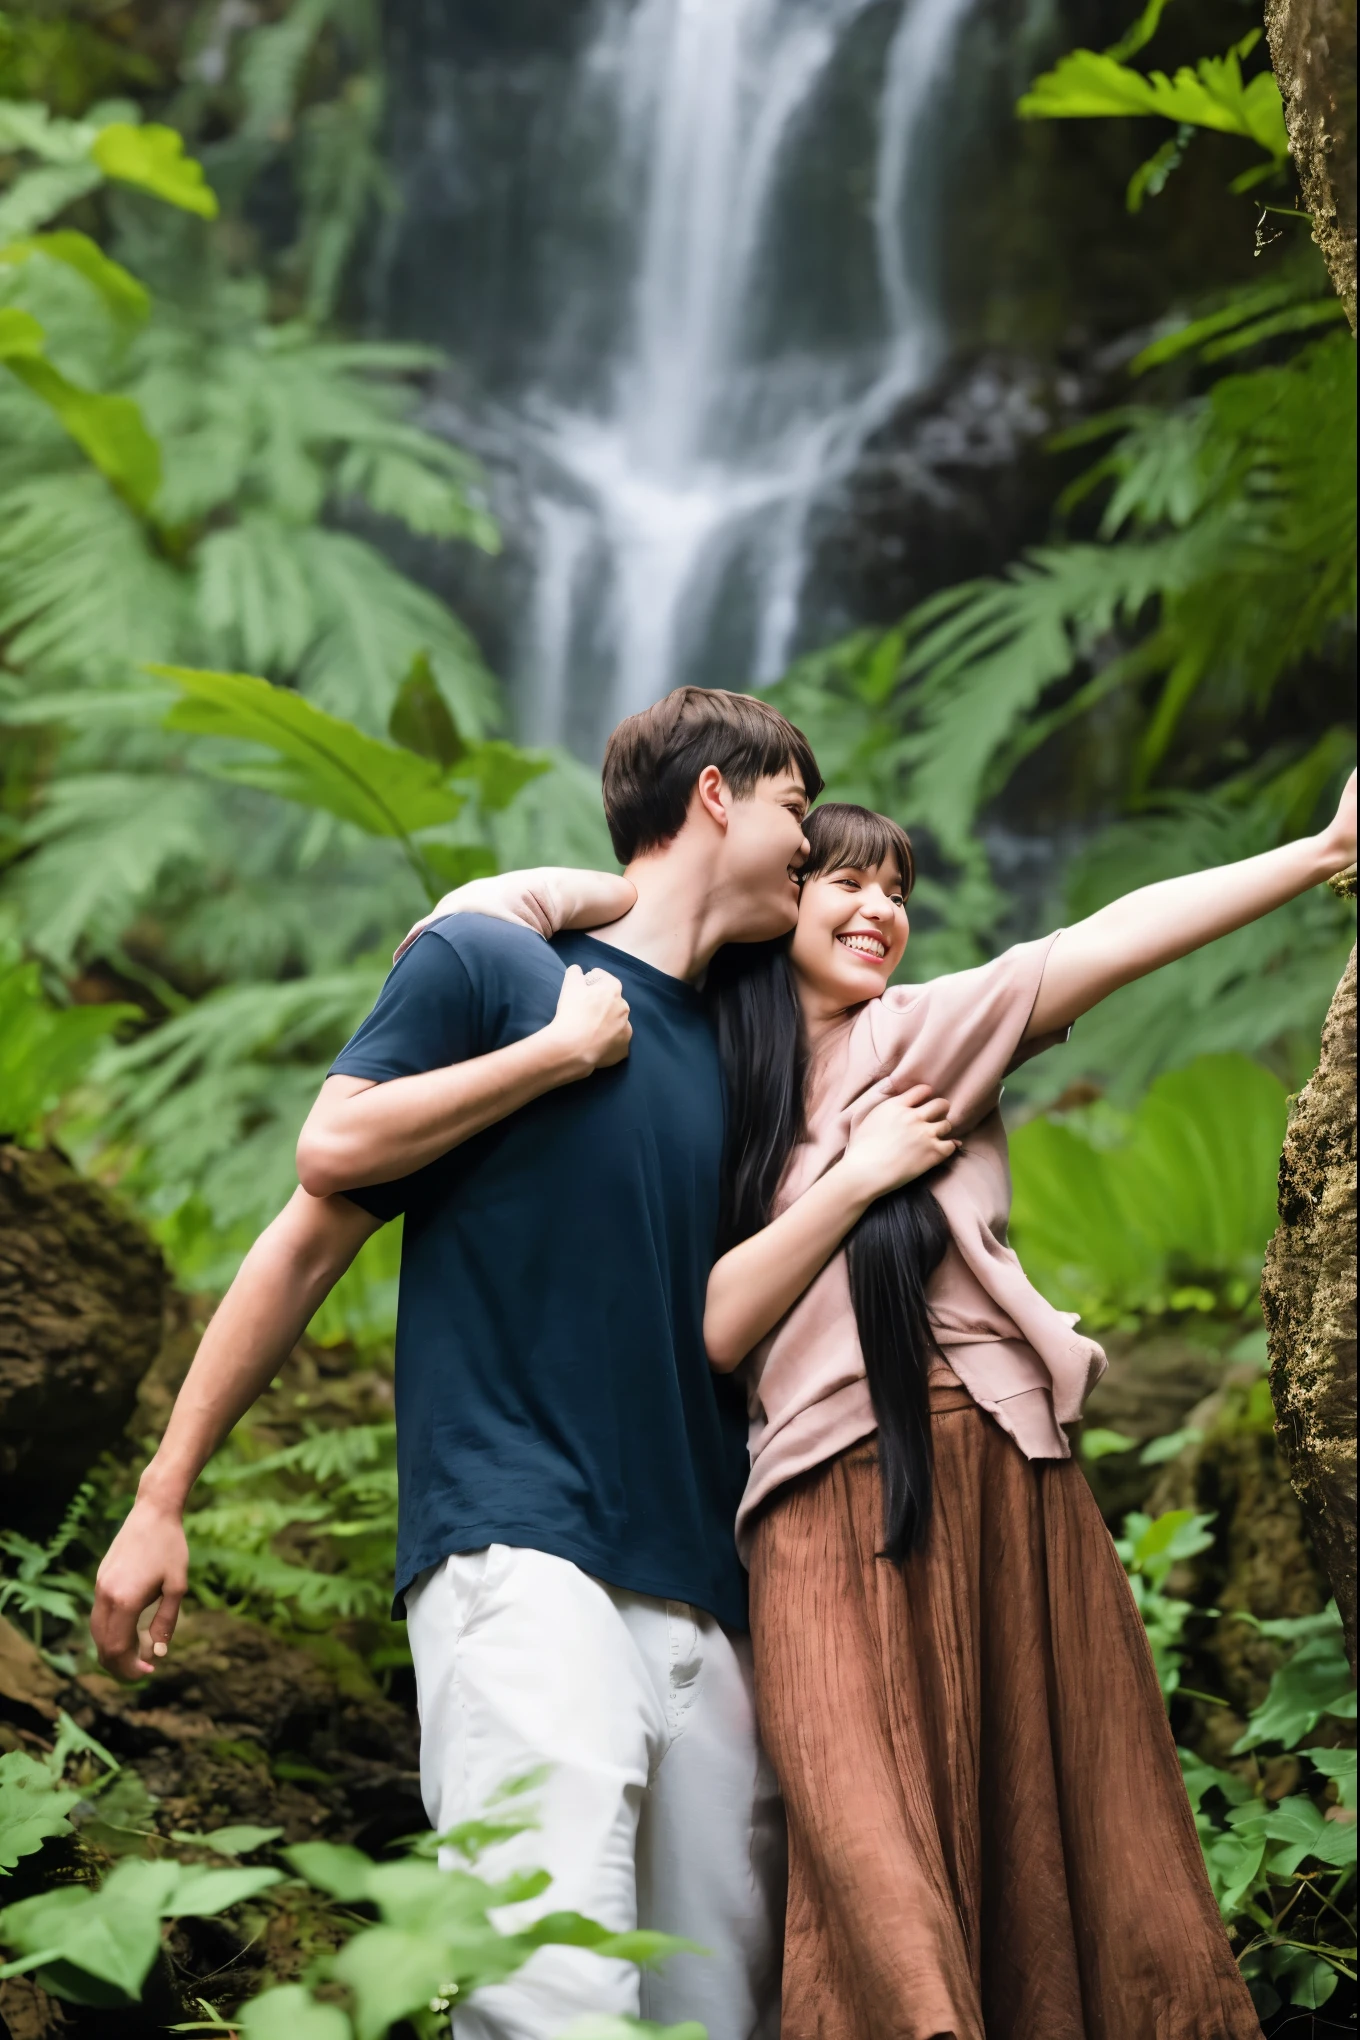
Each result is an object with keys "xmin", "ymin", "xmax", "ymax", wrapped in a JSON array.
[{"xmin": 837, "ymin": 932, "xmax": 886, "ymax": 960}]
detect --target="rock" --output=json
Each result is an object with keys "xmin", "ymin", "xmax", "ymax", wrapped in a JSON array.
[
  {"xmin": 1075, "ymin": 1330, "xmax": 1228, "ymax": 1524},
  {"xmin": 1261, "ymin": 895, "xmax": 1357, "ymax": 1675},
  {"xmin": 0, "ymin": 1146, "xmax": 167, "ymax": 1537},
  {"xmin": 65, "ymin": 1606, "xmax": 423, "ymax": 1858},
  {"xmin": 0, "ymin": 1615, "xmax": 61, "ymax": 1724},
  {"xmin": 0, "ymin": 1975, "xmax": 68, "ymax": 2040}
]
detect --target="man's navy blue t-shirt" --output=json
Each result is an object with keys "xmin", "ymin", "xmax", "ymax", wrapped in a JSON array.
[{"xmin": 329, "ymin": 917, "xmax": 749, "ymax": 1630}]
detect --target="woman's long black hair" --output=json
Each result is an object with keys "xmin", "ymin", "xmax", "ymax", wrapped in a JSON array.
[{"xmin": 707, "ymin": 804, "xmax": 949, "ymax": 1562}]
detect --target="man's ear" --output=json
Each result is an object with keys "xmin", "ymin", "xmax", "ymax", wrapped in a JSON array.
[{"xmin": 693, "ymin": 764, "xmax": 729, "ymax": 832}]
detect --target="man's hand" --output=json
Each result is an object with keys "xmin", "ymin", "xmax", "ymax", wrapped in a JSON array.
[
  {"xmin": 543, "ymin": 965, "xmax": 632, "ymax": 1077},
  {"xmin": 92, "ymin": 1491, "xmax": 190, "ymax": 1679}
]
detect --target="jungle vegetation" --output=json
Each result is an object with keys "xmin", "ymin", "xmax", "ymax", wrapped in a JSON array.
[{"xmin": 0, "ymin": 0, "xmax": 1354, "ymax": 2032}]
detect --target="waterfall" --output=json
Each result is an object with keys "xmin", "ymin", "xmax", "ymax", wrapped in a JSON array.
[{"xmin": 381, "ymin": 0, "xmax": 979, "ymax": 754}]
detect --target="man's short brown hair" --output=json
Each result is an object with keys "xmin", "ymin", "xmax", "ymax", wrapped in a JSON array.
[{"xmin": 601, "ymin": 687, "xmax": 823, "ymax": 864}]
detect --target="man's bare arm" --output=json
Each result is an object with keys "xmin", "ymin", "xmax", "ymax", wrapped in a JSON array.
[
  {"xmin": 296, "ymin": 962, "xmax": 632, "ymax": 1197},
  {"xmin": 1028, "ymin": 769, "xmax": 1356, "ymax": 1039},
  {"xmin": 92, "ymin": 1188, "xmax": 377, "ymax": 1680}
]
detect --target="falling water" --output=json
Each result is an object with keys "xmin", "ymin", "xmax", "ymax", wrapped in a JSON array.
[{"xmin": 381, "ymin": 0, "xmax": 979, "ymax": 753}]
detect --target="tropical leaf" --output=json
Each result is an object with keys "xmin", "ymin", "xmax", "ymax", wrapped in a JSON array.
[
  {"xmin": 0, "ymin": 232, "xmax": 149, "ymax": 327},
  {"xmin": 1009, "ymin": 1053, "xmax": 1289, "ymax": 1321},
  {"xmin": 0, "ymin": 163, "xmax": 103, "ymax": 241},
  {"xmin": 237, "ymin": 0, "xmax": 341, "ymax": 142},
  {"xmin": 1018, "ymin": 37, "xmax": 1288, "ymax": 161},
  {"xmin": 3, "ymin": 350, "xmax": 160, "ymax": 511},
  {"xmin": 152, "ymin": 665, "xmax": 468, "ymax": 837},
  {"xmin": 89, "ymin": 123, "xmax": 219, "ymax": 218},
  {"xmin": 0, "ymin": 1754, "xmax": 81, "ymax": 1874},
  {"xmin": 15, "ymin": 770, "xmax": 213, "ymax": 969},
  {"xmin": 0, "ymin": 949, "xmax": 136, "ymax": 1140},
  {"xmin": 0, "ymin": 468, "xmax": 189, "ymax": 676}
]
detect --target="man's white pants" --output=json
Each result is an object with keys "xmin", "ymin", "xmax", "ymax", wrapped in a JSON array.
[{"xmin": 405, "ymin": 1545, "xmax": 785, "ymax": 2040}]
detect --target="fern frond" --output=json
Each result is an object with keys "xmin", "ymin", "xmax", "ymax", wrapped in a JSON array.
[
  {"xmin": 193, "ymin": 520, "xmax": 321, "ymax": 676},
  {"xmin": 894, "ymin": 535, "xmax": 1218, "ymax": 852},
  {"xmin": 295, "ymin": 527, "xmax": 497, "ymax": 732},
  {"xmin": 0, "ymin": 467, "xmax": 189, "ymax": 675},
  {"xmin": 15, "ymin": 770, "xmax": 214, "ymax": 967}
]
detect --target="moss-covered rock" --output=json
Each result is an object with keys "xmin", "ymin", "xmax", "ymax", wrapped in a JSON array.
[{"xmin": 0, "ymin": 1147, "xmax": 166, "ymax": 1539}]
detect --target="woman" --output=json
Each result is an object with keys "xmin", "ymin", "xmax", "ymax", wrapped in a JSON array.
[
  {"xmin": 701, "ymin": 785, "xmax": 1355, "ymax": 2040},
  {"xmin": 411, "ymin": 767, "xmax": 1355, "ymax": 2036}
]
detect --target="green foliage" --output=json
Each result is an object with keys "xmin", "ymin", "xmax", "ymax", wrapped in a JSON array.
[
  {"xmin": 838, "ymin": 327, "xmax": 1356, "ymax": 857},
  {"xmin": 268, "ymin": 1822, "xmax": 698, "ymax": 2040},
  {"xmin": 1115, "ymin": 1507, "xmax": 1217, "ymax": 1698},
  {"xmin": 0, "ymin": 1854, "xmax": 282, "ymax": 2005},
  {"xmin": 1018, "ymin": 31, "xmax": 1288, "ymax": 195},
  {"xmin": 1118, "ymin": 1513, "xmax": 1357, "ymax": 2012},
  {"xmin": 89, "ymin": 123, "xmax": 218, "ymax": 218},
  {"xmin": 0, "ymin": 60, "xmax": 599, "ymax": 1316},
  {"xmin": 1008, "ymin": 1053, "xmax": 1287, "ymax": 1326},
  {"xmin": 0, "ymin": 1770, "xmax": 704, "ymax": 2037},
  {"xmin": 0, "ymin": 1482, "xmax": 98, "ymax": 1645},
  {"xmin": 0, "ymin": 1754, "xmax": 81, "ymax": 1875},
  {"xmin": 1230, "ymin": 1611, "xmax": 1357, "ymax": 1752},
  {"xmin": 184, "ymin": 1421, "xmax": 399, "ymax": 1628},
  {"xmin": 1018, "ymin": 0, "xmax": 1289, "ymax": 213},
  {"xmin": 0, "ymin": 945, "xmax": 134, "ymax": 1139}
]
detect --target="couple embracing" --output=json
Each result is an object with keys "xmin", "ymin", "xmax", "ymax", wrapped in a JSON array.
[{"xmin": 95, "ymin": 687, "xmax": 1355, "ymax": 2039}]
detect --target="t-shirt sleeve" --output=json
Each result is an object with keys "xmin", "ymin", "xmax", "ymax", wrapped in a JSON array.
[
  {"xmin": 866, "ymin": 933, "xmax": 1067, "ymax": 1130},
  {"xmin": 327, "ymin": 930, "xmax": 481, "ymax": 1222}
]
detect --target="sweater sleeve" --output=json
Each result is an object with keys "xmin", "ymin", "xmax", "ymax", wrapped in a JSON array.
[{"xmin": 861, "ymin": 934, "xmax": 1067, "ymax": 1131}]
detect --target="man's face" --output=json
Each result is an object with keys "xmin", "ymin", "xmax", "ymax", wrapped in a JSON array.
[{"xmin": 720, "ymin": 769, "xmax": 810, "ymax": 939}]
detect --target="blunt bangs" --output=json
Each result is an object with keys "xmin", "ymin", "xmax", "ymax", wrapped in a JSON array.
[{"xmin": 802, "ymin": 803, "xmax": 916, "ymax": 897}]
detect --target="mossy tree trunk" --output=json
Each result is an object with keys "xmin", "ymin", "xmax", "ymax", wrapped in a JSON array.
[
  {"xmin": 1264, "ymin": 0, "xmax": 1358, "ymax": 331},
  {"xmin": 1260, "ymin": 870, "xmax": 1357, "ymax": 1674}
]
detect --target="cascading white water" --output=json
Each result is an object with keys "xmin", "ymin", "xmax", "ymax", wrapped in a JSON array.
[{"xmin": 511, "ymin": 0, "xmax": 979, "ymax": 749}]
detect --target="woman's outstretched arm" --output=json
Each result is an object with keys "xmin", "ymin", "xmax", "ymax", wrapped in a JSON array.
[
  {"xmin": 1027, "ymin": 769, "xmax": 1356, "ymax": 1040},
  {"xmin": 704, "ymin": 1088, "xmax": 958, "ymax": 1372}
]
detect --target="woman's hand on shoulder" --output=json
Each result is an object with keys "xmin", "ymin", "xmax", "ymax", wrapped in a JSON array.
[{"xmin": 839, "ymin": 1085, "xmax": 959, "ymax": 1205}]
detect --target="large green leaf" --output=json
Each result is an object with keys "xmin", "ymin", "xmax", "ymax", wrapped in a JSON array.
[
  {"xmin": 0, "ymin": 951, "xmax": 135, "ymax": 1140},
  {"xmin": 1009, "ymin": 1053, "xmax": 1288, "ymax": 1320},
  {"xmin": 151, "ymin": 666, "xmax": 466, "ymax": 838},
  {"xmin": 1018, "ymin": 40, "xmax": 1288, "ymax": 160},
  {"xmin": 241, "ymin": 1985, "xmax": 352, "ymax": 2040},
  {"xmin": 89, "ymin": 124, "xmax": 219, "ymax": 218},
  {"xmin": 1233, "ymin": 1626, "xmax": 1356, "ymax": 1751},
  {"xmin": 0, "ymin": 231, "xmax": 148, "ymax": 327},
  {"xmin": 0, "ymin": 1858, "xmax": 178, "ymax": 1999},
  {"xmin": 0, "ymin": 308, "xmax": 45, "ymax": 362},
  {"xmin": 5, "ymin": 354, "xmax": 160, "ymax": 512},
  {"xmin": 1264, "ymin": 1795, "xmax": 1359, "ymax": 1877},
  {"xmin": 0, "ymin": 1754, "xmax": 81, "ymax": 1874}
]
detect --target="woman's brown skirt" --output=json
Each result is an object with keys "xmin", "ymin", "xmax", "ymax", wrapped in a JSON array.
[{"xmin": 748, "ymin": 1383, "xmax": 1262, "ymax": 2040}]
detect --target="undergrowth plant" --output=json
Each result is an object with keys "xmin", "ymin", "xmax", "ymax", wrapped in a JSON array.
[
  {"xmin": 1123, "ymin": 1549, "xmax": 1358, "ymax": 2016},
  {"xmin": 0, "ymin": 1752, "xmax": 704, "ymax": 2038}
]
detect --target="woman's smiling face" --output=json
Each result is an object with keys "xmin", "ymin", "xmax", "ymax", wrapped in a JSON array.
[{"xmin": 789, "ymin": 856, "xmax": 911, "ymax": 1012}]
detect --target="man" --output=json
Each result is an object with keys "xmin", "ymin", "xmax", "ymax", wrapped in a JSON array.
[{"xmin": 93, "ymin": 686, "xmax": 822, "ymax": 2039}]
